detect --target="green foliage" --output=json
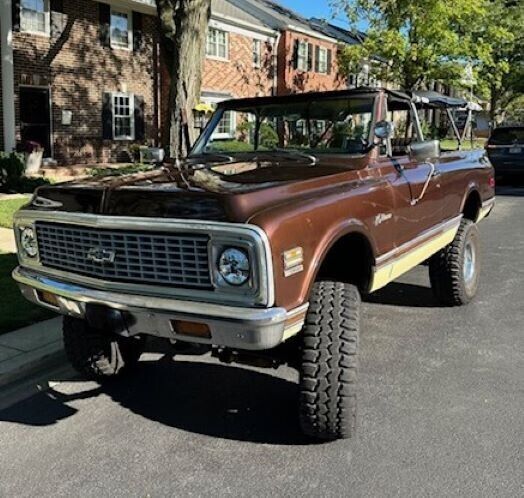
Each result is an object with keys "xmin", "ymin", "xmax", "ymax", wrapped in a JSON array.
[
  {"xmin": 258, "ymin": 123, "xmax": 279, "ymax": 149},
  {"xmin": 472, "ymin": 0, "xmax": 523, "ymax": 119},
  {"xmin": 334, "ymin": 0, "xmax": 488, "ymax": 89},
  {"xmin": 88, "ymin": 163, "xmax": 155, "ymax": 177},
  {"xmin": 128, "ymin": 144, "xmax": 143, "ymax": 162},
  {"xmin": 0, "ymin": 197, "xmax": 31, "ymax": 228},
  {"xmin": 0, "ymin": 152, "xmax": 50, "ymax": 194},
  {"xmin": 210, "ymin": 140, "xmax": 254, "ymax": 152},
  {"xmin": 0, "ymin": 152, "xmax": 24, "ymax": 187},
  {"xmin": 0, "ymin": 252, "xmax": 54, "ymax": 335},
  {"xmin": 236, "ymin": 121, "xmax": 279, "ymax": 149}
]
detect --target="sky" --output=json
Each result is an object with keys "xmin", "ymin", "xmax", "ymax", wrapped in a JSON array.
[{"xmin": 276, "ymin": 0, "xmax": 368, "ymax": 31}]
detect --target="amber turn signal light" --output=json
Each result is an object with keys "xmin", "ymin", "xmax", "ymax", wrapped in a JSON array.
[
  {"xmin": 38, "ymin": 291, "xmax": 59, "ymax": 308},
  {"xmin": 170, "ymin": 320, "xmax": 211, "ymax": 339}
]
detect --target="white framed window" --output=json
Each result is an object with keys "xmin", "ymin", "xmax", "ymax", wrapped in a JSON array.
[
  {"xmin": 297, "ymin": 41, "xmax": 309, "ymax": 71},
  {"xmin": 216, "ymin": 111, "xmax": 235, "ymax": 138},
  {"xmin": 20, "ymin": 0, "xmax": 50, "ymax": 35},
  {"xmin": 253, "ymin": 39, "xmax": 262, "ymax": 68},
  {"xmin": 201, "ymin": 93, "xmax": 235, "ymax": 139},
  {"xmin": 110, "ymin": 9, "xmax": 132, "ymax": 50},
  {"xmin": 206, "ymin": 28, "xmax": 228, "ymax": 60},
  {"xmin": 318, "ymin": 47, "xmax": 328, "ymax": 74},
  {"xmin": 112, "ymin": 93, "xmax": 135, "ymax": 140}
]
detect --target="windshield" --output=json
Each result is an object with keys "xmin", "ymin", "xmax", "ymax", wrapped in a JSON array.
[
  {"xmin": 489, "ymin": 127, "xmax": 524, "ymax": 145},
  {"xmin": 191, "ymin": 97, "xmax": 376, "ymax": 157}
]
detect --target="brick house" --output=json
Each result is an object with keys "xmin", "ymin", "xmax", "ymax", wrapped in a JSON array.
[
  {"xmin": 1, "ymin": 0, "xmax": 365, "ymax": 166},
  {"xmin": 160, "ymin": 0, "xmax": 279, "ymax": 145},
  {"xmin": 0, "ymin": 0, "xmax": 160, "ymax": 165},
  {"xmin": 230, "ymin": 0, "xmax": 353, "ymax": 95}
]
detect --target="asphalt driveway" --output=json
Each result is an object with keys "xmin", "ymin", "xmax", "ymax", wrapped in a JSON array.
[{"xmin": 0, "ymin": 185, "xmax": 523, "ymax": 497}]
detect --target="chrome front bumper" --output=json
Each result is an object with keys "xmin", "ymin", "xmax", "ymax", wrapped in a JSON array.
[{"xmin": 13, "ymin": 267, "xmax": 307, "ymax": 351}]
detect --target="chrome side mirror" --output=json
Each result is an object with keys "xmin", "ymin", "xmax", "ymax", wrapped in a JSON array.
[
  {"xmin": 409, "ymin": 140, "xmax": 441, "ymax": 162},
  {"xmin": 374, "ymin": 120, "xmax": 394, "ymax": 140}
]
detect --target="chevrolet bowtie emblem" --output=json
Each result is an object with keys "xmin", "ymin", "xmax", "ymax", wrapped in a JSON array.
[{"xmin": 86, "ymin": 247, "xmax": 116, "ymax": 264}]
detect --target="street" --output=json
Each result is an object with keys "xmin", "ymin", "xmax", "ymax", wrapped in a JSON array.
[{"xmin": 0, "ymin": 185, "xmax": 523, "ymax": 498}]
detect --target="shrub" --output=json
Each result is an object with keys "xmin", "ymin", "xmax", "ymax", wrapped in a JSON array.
[
  {"xmin": 236, "ymin": 121, "xmax": 279, "ymax": 149},
  {"xmin": 211, "ymin": 140, "xmax": 253, "ymax": 152},
  {"xmin": 0, "ymin": 151, "xmax": 50, "ymax": 194},
  {"xmin": 88, "ymin": 163, "xmax": 155, "ymax": 177}
]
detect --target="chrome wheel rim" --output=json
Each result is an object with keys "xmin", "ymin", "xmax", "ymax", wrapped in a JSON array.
[{"xmin": 463, "ymin": 240, "xmax": 476, "ymax": 285}]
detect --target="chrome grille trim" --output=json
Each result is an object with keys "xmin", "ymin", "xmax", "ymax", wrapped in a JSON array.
[
  {"xmin": 35, "ymin": 222, "xmax": 212, "ymax": 289},
  {"xmin": 14, "ymin": 210, "xmax": 274, "ymax": 307}
]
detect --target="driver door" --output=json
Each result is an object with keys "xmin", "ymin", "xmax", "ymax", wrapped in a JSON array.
[{"xmin": 377, "ymin": 106, "xmax": 444, "ymax": 249}]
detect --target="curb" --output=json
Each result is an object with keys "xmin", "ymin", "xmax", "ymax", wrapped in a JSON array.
[
  {"xmin": 0, "ymin": 343, "xmax": 67, "ymax": 390},
  {"xmin": 0, "ymin": 317, "xmax": 65, "ymax": 390}
]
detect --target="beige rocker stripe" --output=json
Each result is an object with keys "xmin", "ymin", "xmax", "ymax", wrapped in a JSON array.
[{"xmin": 370, "ymin": 215, "xmax": 463, "ymax": 292}]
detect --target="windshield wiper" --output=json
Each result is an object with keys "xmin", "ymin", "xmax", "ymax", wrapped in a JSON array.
[{"xmin": 267, "ymin": 148, "xmax": 318, "ymax": 166}]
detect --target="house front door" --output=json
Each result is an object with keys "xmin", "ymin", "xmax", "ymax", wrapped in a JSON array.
[{"xmin": 20, "ymin": 86, "xmax": 52, "ymax": 157}]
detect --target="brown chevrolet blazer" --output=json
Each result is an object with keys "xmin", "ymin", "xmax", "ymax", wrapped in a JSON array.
[{"xmin": 13, "ymin": 87, "xmax": 495, "ymax": 440}]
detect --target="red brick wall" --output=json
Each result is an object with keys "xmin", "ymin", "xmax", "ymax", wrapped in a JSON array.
[
  {"xmin": 277, "ymin": 30, "xmax": 345, "ymax": 95},
  {"xmin": 201, "ymin": 32, "xmax": 274, "ymax": 98},
  {"xmin": 12, "ymin": 0, "xmax": 158, "ymax": 165},
  {"xmin": 160, "ymin": 29, "xmax": 275, "ymax": 146}
]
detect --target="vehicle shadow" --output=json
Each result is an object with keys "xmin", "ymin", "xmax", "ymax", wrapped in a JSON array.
[
  {"xmin": 365, "ymin": 282, "xmax": 441, "ymax": 308},
  {"xmin": 0, "ymin": 354, "xmax": 319, "ymax": 446}
]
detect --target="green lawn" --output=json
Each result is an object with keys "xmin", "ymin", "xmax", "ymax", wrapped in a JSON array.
[
  {"xmin": 0, "ymin": 196, "xmax": 31, "ymax": 228},
  {"xmin": 441, "ymin": 138, "xmax": 487, "ymax": 151},
  {"xmin": 0, "ymin": 252, "xmax": 55, "ymax": 335}
]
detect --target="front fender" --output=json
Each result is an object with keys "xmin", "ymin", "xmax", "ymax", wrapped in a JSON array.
[{"xmin": 251, "ymin": 184, "xmax": 381, "ymax": 310}]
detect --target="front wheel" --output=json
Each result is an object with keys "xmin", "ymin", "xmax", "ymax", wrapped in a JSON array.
[
  {"xmin": 298, "ymin": 281, "xmax": 360, "ymax": 440},
  {"xmin": 63, "ymin": 317, "xmax": 144, "ymax": 381},
  {"xmin": 429, "ymin": 219, "xmax": 481, "ymax": 306}
]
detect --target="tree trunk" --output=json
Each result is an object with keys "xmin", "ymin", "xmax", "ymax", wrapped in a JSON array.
[
  {"xmin": 157, "ymin": 0, "xmax": 211, "ymax": 160},
  {"xmin": 489, "ymin": 86, "xmax": 499, "ymax": 124}
]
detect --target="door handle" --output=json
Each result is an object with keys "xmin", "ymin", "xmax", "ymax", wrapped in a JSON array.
[
  {"xmin": 433, "ymin": 168, "xmax": 442, "ymax": 177},
  {"xmin": 410, "ymin": 161, "xmax": 435, "ymax": 205}
]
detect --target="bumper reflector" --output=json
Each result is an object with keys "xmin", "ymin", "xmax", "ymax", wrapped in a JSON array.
[
  {"xmin": 38, "ymin": 290, "xmax": 59, "ymax": 308},
  {"xmin": 170, "ymin": 320, "xmax": 211, "ymax": 339}
]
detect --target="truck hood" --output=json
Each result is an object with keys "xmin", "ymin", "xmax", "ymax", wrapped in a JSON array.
[{"xmin": 29, "ymin": 156, "xmax": 366, "ymax": 222}]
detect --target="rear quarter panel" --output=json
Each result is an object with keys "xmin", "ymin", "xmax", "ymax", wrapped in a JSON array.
[{"xmin": 438, "ymin": 149, "xmax": 494, "ymax": 220}]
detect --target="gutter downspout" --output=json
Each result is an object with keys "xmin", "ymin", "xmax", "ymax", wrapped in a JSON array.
[
  {"xmin": 272, "ymin": 31, "xmax": 281, "ymax": 96},
  {"xmin": 1, "ymin": 0, "xmax": 16, "ymax": 152}
]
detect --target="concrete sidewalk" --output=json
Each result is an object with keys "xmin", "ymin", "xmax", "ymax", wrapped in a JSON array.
[
  {"xmin": 0, "ymin": 227, "xmax": 16, "ymax": 253},
  {"xmin": 0, "ymin": 318, "xmax": 64, "ymax": 389}
]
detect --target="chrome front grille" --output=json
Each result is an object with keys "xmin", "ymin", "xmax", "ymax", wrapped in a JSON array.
[{"xmin": 35, "ymin": 222, "xmax": 212, "ymax": 289}]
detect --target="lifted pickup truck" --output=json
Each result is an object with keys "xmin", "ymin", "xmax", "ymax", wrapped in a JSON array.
[{"xmin": 13, "ymin": 87, "xmax": 495, "ymax": 440}]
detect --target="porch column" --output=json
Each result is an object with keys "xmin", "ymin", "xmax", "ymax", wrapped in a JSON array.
[{"xmin": 1, "ymin": 0, "xmax": 16, "ymax": 152}]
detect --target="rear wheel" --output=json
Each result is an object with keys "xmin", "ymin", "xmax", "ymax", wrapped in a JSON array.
[
  {"xmin": 298, "ymin": 281, "xmax": 360, "ymax": 440},
  {"xmin": 63, "ymin": 317, "xmax": 144, "ymax": 381},
  {"xmin": 429, "ymin": 219, "xmax": 481, "ymax": 306}
]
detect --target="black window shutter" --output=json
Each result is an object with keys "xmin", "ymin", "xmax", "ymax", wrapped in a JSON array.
[
  {"xmin": 327, "ymin": 49, "xmax": 332, "ymax": 75},
  {"xmin": 102, "ymin": 93, "xmax": 113, "ymax": 140},
  {"xmin": 315, "ymin": 45, "xmax": 320, "ymax": 72},
  {"xmin": 134, "ymin": 95, "xmax": 145, "ymax": 141},
  {"xmin": 307, "ymin": 43, "xmax": 313, "ymax": 71},
  {"xmin": 50, "ymin": 0, "xmax": 66, "ymax": 39},
  {"xmin": 132, "ymin": 12, "xmax": 143, "ymax": 52},
  {"xmin": 292, "ymin": 39, "xmax": 299, "ymax": 69},
  {"xmin": 12, "ymin": 1, "xmax": 21, "ymax": 32},
  {"xmin": 99, "ymin": 3, "xmax": 111, "ymax": 48}
]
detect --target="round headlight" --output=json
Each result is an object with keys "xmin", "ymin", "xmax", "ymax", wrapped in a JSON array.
[
  {"xmin": 20, "ymin": 227, "xmax": 38, "ymax": 257},
  {"xmin": 218, "ymin": 248, "xmax": 250, "ymax": 286}
]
